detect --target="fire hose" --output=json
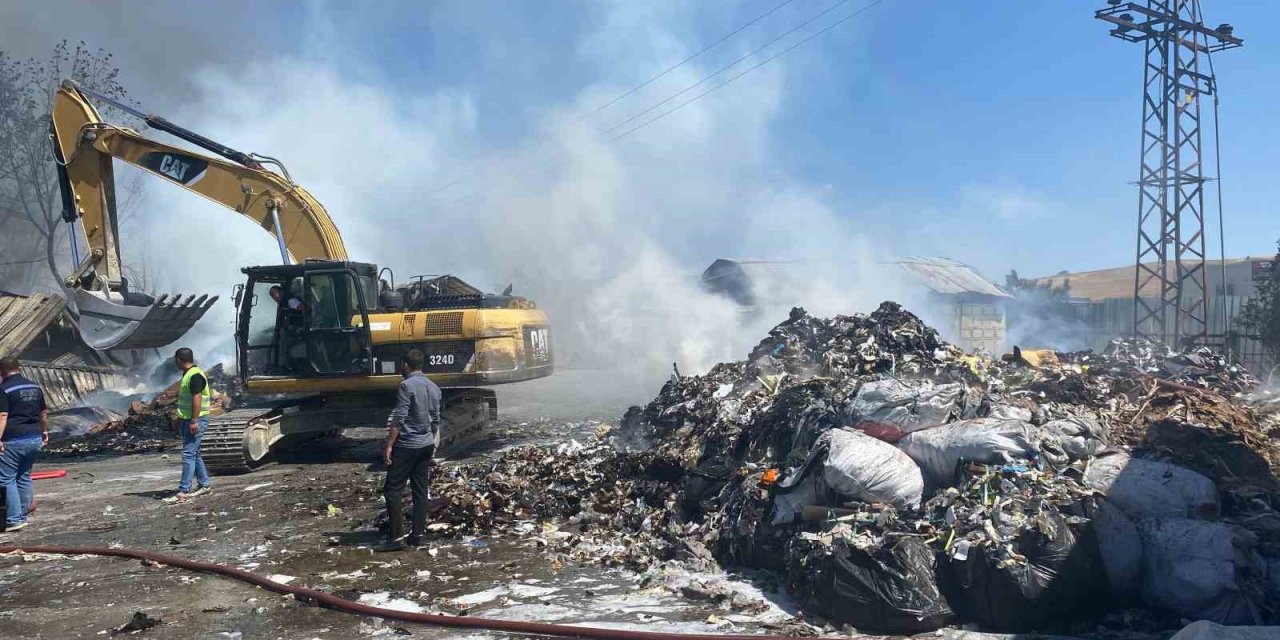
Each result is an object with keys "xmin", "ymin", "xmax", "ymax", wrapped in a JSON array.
[{"xmin": 0, "ymin": 544, "xmax": 843, "ymax": 640}]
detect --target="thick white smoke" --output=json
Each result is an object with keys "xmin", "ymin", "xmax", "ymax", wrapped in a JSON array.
[{"xmin": 125, "ymin": 9, "xmax": 919, "ymax": 395}]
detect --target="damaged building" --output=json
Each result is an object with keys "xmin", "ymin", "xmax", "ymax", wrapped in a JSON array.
[
  {"xmin": 0, "ymin": 290, "xmax": 134, "ymax": 409},
  {"xmin": 700, "ymin": 256, "xmax": 1012, "ymax": 354}
]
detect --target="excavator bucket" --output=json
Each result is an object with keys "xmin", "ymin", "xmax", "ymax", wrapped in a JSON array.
[{"xmin": 69, "ymin": 290, "xmax": 218, "ymax": 351}]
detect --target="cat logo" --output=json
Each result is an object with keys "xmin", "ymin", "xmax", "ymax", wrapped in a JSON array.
[
  {"xmin": 139, "ymin": 152, "xmax": 209, "ymax": 186},
  {"xmin": 159, "ymin": 155, "xmax": 190, "ymax": 181},
  {"xmin": 524, "ymin": 326, "xmax": 552, "ymax": 364}
]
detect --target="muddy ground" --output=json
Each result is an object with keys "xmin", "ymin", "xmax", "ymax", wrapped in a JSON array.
[{"xmin": 0, "ymin": 371, "xmax": 804, "ymax": 639}]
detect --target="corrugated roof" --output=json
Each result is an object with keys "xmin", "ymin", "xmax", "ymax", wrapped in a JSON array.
[
  {"xmin": 0, "ymin": 292, "xmax": 67, "ymax": 357},
  {"xmin": 20, "ymin": 360, "xmax": 130, "ymax": 411},
  {"xmin": 895, "ymin": 257, "xmax": 1012, "ymax": 298}
]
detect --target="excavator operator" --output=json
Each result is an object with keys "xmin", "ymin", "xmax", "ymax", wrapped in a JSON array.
[{"xmin": 270, "ymin": 284, "xmax": 308, "ymax": 374}]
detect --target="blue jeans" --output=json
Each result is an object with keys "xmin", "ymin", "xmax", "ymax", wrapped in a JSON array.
[
  {"xmin": 179, "ymin": 416, "xmax": 210, "ymax": 493},
  {"xmin": 0, "ymin": 437, "xmax": 43, "ymax": 526}
]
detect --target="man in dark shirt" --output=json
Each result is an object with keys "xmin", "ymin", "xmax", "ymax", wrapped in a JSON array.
[
  {"xmin": 0, "ymin": 357, "xmax": 48, "ymax": 532},
  {"xmin": 269, "ymin": 285, "xmax": 308, "ymax": 373},
  {"xmin": 378, "ymin": 348, "xmax": 442, "ymax": 552}
]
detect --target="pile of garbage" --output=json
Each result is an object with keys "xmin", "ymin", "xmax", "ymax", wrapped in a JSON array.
[
  {"xmin": 48, "ymin": 364, "xmax": 235, "ymax": 456},
  {"xmin": 619, "ymin": 302, "xmax": 1280, "ymax": 634},
  {"xmin": 367, "ymin": 436, "xmax": 714, "ymax": 572}
]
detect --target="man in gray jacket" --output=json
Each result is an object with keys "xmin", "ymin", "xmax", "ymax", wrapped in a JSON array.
[{"xmin": 378, "ymin": 349, "xmax": 442, "ymax": 552}]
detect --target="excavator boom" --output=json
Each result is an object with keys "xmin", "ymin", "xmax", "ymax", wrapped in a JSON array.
[{"xmin": 50, "ymin": 81, "xmax": 348, "ymax": 350}]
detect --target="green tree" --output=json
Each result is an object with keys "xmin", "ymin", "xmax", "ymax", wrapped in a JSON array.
[
  {"xmin": 1237, "ymin": 240, "xmax": 1280, "ymax": 361},
  {"xmin": 0, "ymin": 41, "xmax": 139, "ymax": 292}
]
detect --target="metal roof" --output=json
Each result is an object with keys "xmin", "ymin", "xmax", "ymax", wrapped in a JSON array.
[
  {"xmin": 0, "ymin": 292, "xmax": 67, "ymax": 358},
  {"xmin": 20, "ymin": 360, "xmax": 130, "ymax": 411},
  {"xmin": 895, "ymin": 257, "xmax": 1012, "ymax": 299}
]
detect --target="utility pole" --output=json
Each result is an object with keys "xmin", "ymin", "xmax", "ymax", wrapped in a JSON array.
[{"xmin": 1095, "ymin": 1, "xmax": 1241, "ymax": 347}]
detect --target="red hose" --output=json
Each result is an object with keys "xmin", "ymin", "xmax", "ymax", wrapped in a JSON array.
[
  {"xmin": 32, "ymin": 469, "xmax": 68, "ymax": 480},
  {"xmin": 0, "ymin": 544, "xmax": 851, "ymax": 640}
]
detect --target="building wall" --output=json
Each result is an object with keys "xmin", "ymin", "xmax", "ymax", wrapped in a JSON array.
[{"xmin": 952, "ymin": 302, "xmax": 1007, "ymax": 355}]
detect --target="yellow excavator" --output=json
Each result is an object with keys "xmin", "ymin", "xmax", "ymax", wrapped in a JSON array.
[{"xmin": 51, "ymin": 80, "xmax": 554, "ymax": 472}]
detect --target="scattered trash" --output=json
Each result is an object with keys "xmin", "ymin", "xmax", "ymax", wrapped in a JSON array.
[
  {"xmin": 112, "ymin": 611, "xmax": 160, "ymax": 634},
  {"xmin": 355, "ymin": 592, "xmax": 424, "ymax": 614}
]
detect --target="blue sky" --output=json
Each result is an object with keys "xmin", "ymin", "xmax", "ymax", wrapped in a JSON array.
[{"xmin": 233, "ymin": 0, "xmax": 1280, "ymax": 281}]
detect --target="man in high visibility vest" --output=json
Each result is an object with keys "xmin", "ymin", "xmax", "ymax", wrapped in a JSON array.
[{"xmin": 164, "ymin": 347, "xmax": 213, "ymax": 504}]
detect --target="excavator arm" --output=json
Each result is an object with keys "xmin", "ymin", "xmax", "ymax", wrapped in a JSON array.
[{"xmin": 50, "ymin": 81, "xmax": 349, "ymax": 350}]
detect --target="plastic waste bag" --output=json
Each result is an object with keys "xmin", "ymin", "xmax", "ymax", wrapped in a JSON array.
[
  {"xmin": 1039, "ymin": 415, "xmax": 1108, "ymax": 461},
  {"xmin": 787, "ymin": 535, "xmax": 955, "ymax": 633},
  {"xmin": 1168, "ymin": 621, "xmax": 1280, "ymax": 640},
  {"xmin": 845, "ymin": 379, "xmax": 971, "ymax": 442},
  {"xmin": 771, "ymin": 455, "xmax": 832, "ymax": 526},
  {"xmin": 897, "ymin": 418, "xmax": 1041, "ymax": 487},
  {"xmin": 939, "ymin": 506, "xmax": 1107, "ymax": 632},
  {"xmin": 1081, "ymin": 496, "xmax": 1142, "ymax": 598},
  {"xmin": 822, "ymin": 428, "xmax": 924, "ymax": 509},
  {"xmin": 985, "ymin": 404, "xmax": 1033, "ymax": 422},
  {"xmin": 1138, "ymin": 518, "xmax": 1265, "ymax": 625},
  {"xmin": 1083, "ymin": 450, "xmax": 1219, "ymax": 520}
]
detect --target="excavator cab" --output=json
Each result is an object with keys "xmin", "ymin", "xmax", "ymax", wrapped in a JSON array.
[{"xmin": 237, "ymin": 261, "xmax": 377, "ymax": 380}]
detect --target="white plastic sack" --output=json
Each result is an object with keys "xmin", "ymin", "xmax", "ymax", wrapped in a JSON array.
[
  {"xmin": 896, "ymin": 418, "xmax": 1041, "ymax": 486},
  {"xmin": 1087, "ymin": 498, "xmax": 1142, "ymax": 597},
  {"xmin": 846, "ymin": 379, "xmax": 968, "ymax": 442},
  {"xmin": 1168, "ymin": 621, "xmax": 1280, "ymax": 640},
  {"xmin": 986, "ymin": 404, "xmax": 1033, "ymax": 422},
  {"xmin": 1267, "ymin": 556, "xmax": 1280, "ymax": 603},
  {"xmin": 1040, "ymin": 415, "xmax": 1108, "ymax": 461},
  {"xmin": 1083, "ymin": 451, "xmax": 1219, "ymax": 520},
  {"xmin": 822, "ymin": 428, "xmax": 924, "ymax": 510},
  {"xmin": 1139, "ymin": 518, "xmax": 1264, "ymax": 625}
]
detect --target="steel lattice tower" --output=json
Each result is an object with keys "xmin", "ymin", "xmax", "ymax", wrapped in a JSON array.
[{"xmin": 1095, "ymin": 1, "xmax": 1240, "ymax": 347}]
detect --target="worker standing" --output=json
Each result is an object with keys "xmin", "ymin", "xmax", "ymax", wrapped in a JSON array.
[
  {"xmin": 0, "ymin": 357, "xmax": 48, "ymax": 532},
  {"xmin": 164, "ymin": 348, "xmax": 213, "ymax": 504},
  {"xmin": 378, "ymin": 349, "xmax": 441, "ymax": 552}
]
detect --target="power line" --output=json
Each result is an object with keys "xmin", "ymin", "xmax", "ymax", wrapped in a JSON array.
[
  {"xmin": 600, "ymin": 0, "xmax": 855, "ymax": 138},
  {"xmin": 614, "ymin": 0, "xmax": 886, "ymax": 141},
  {"xmin": 1202, "ymin": 18, "xmax": 1230, "ymax": 353},
  {"xmin": 0, "ymin": 256, "xmax": 47, "ymax": 266},
  {"xmin": 584, "ymin": 0, "xmax": 797, "ymax": 119},
  {"xmin": 427, "ymin": 0, "xmax": 888, "ymax": 217},
  {"xmin": 429, "ymin": 0, "xmax": 797, "ymax": 194}
]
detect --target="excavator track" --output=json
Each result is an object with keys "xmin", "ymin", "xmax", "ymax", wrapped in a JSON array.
[
  {"xmin": 436, "ymin": 389, "xmax": 498, "ymax": 458},
  {"xmin": 204, "ymin": 408, "xmax": 281, "ymax": 475}
]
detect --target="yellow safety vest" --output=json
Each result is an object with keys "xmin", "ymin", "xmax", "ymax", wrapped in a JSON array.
[{"xmin": 176, "ymin": 365, "xmax": 213, "ymax": 419}]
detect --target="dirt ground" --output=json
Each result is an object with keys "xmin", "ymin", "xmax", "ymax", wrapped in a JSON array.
[{"xmin": 0, "ymin": 371, "xmax": 801, "ymax": 639}]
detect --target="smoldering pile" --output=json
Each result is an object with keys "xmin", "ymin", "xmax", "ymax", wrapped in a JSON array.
[
  {"xmin": 369, "ymin": 436, "xmax": 720, "ymax": 572},
  {"xmin": 618, "ymin": 302, "xmax": 1280, "ymax": 634},
  {"xmin": 47, "ymin": 364, "xmax": 237, "ymax": 456}
]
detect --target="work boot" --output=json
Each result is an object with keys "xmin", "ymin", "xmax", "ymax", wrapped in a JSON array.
[{"xmin": 375, "ymin": 535, "xmax": 408, "ymax": 553}]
